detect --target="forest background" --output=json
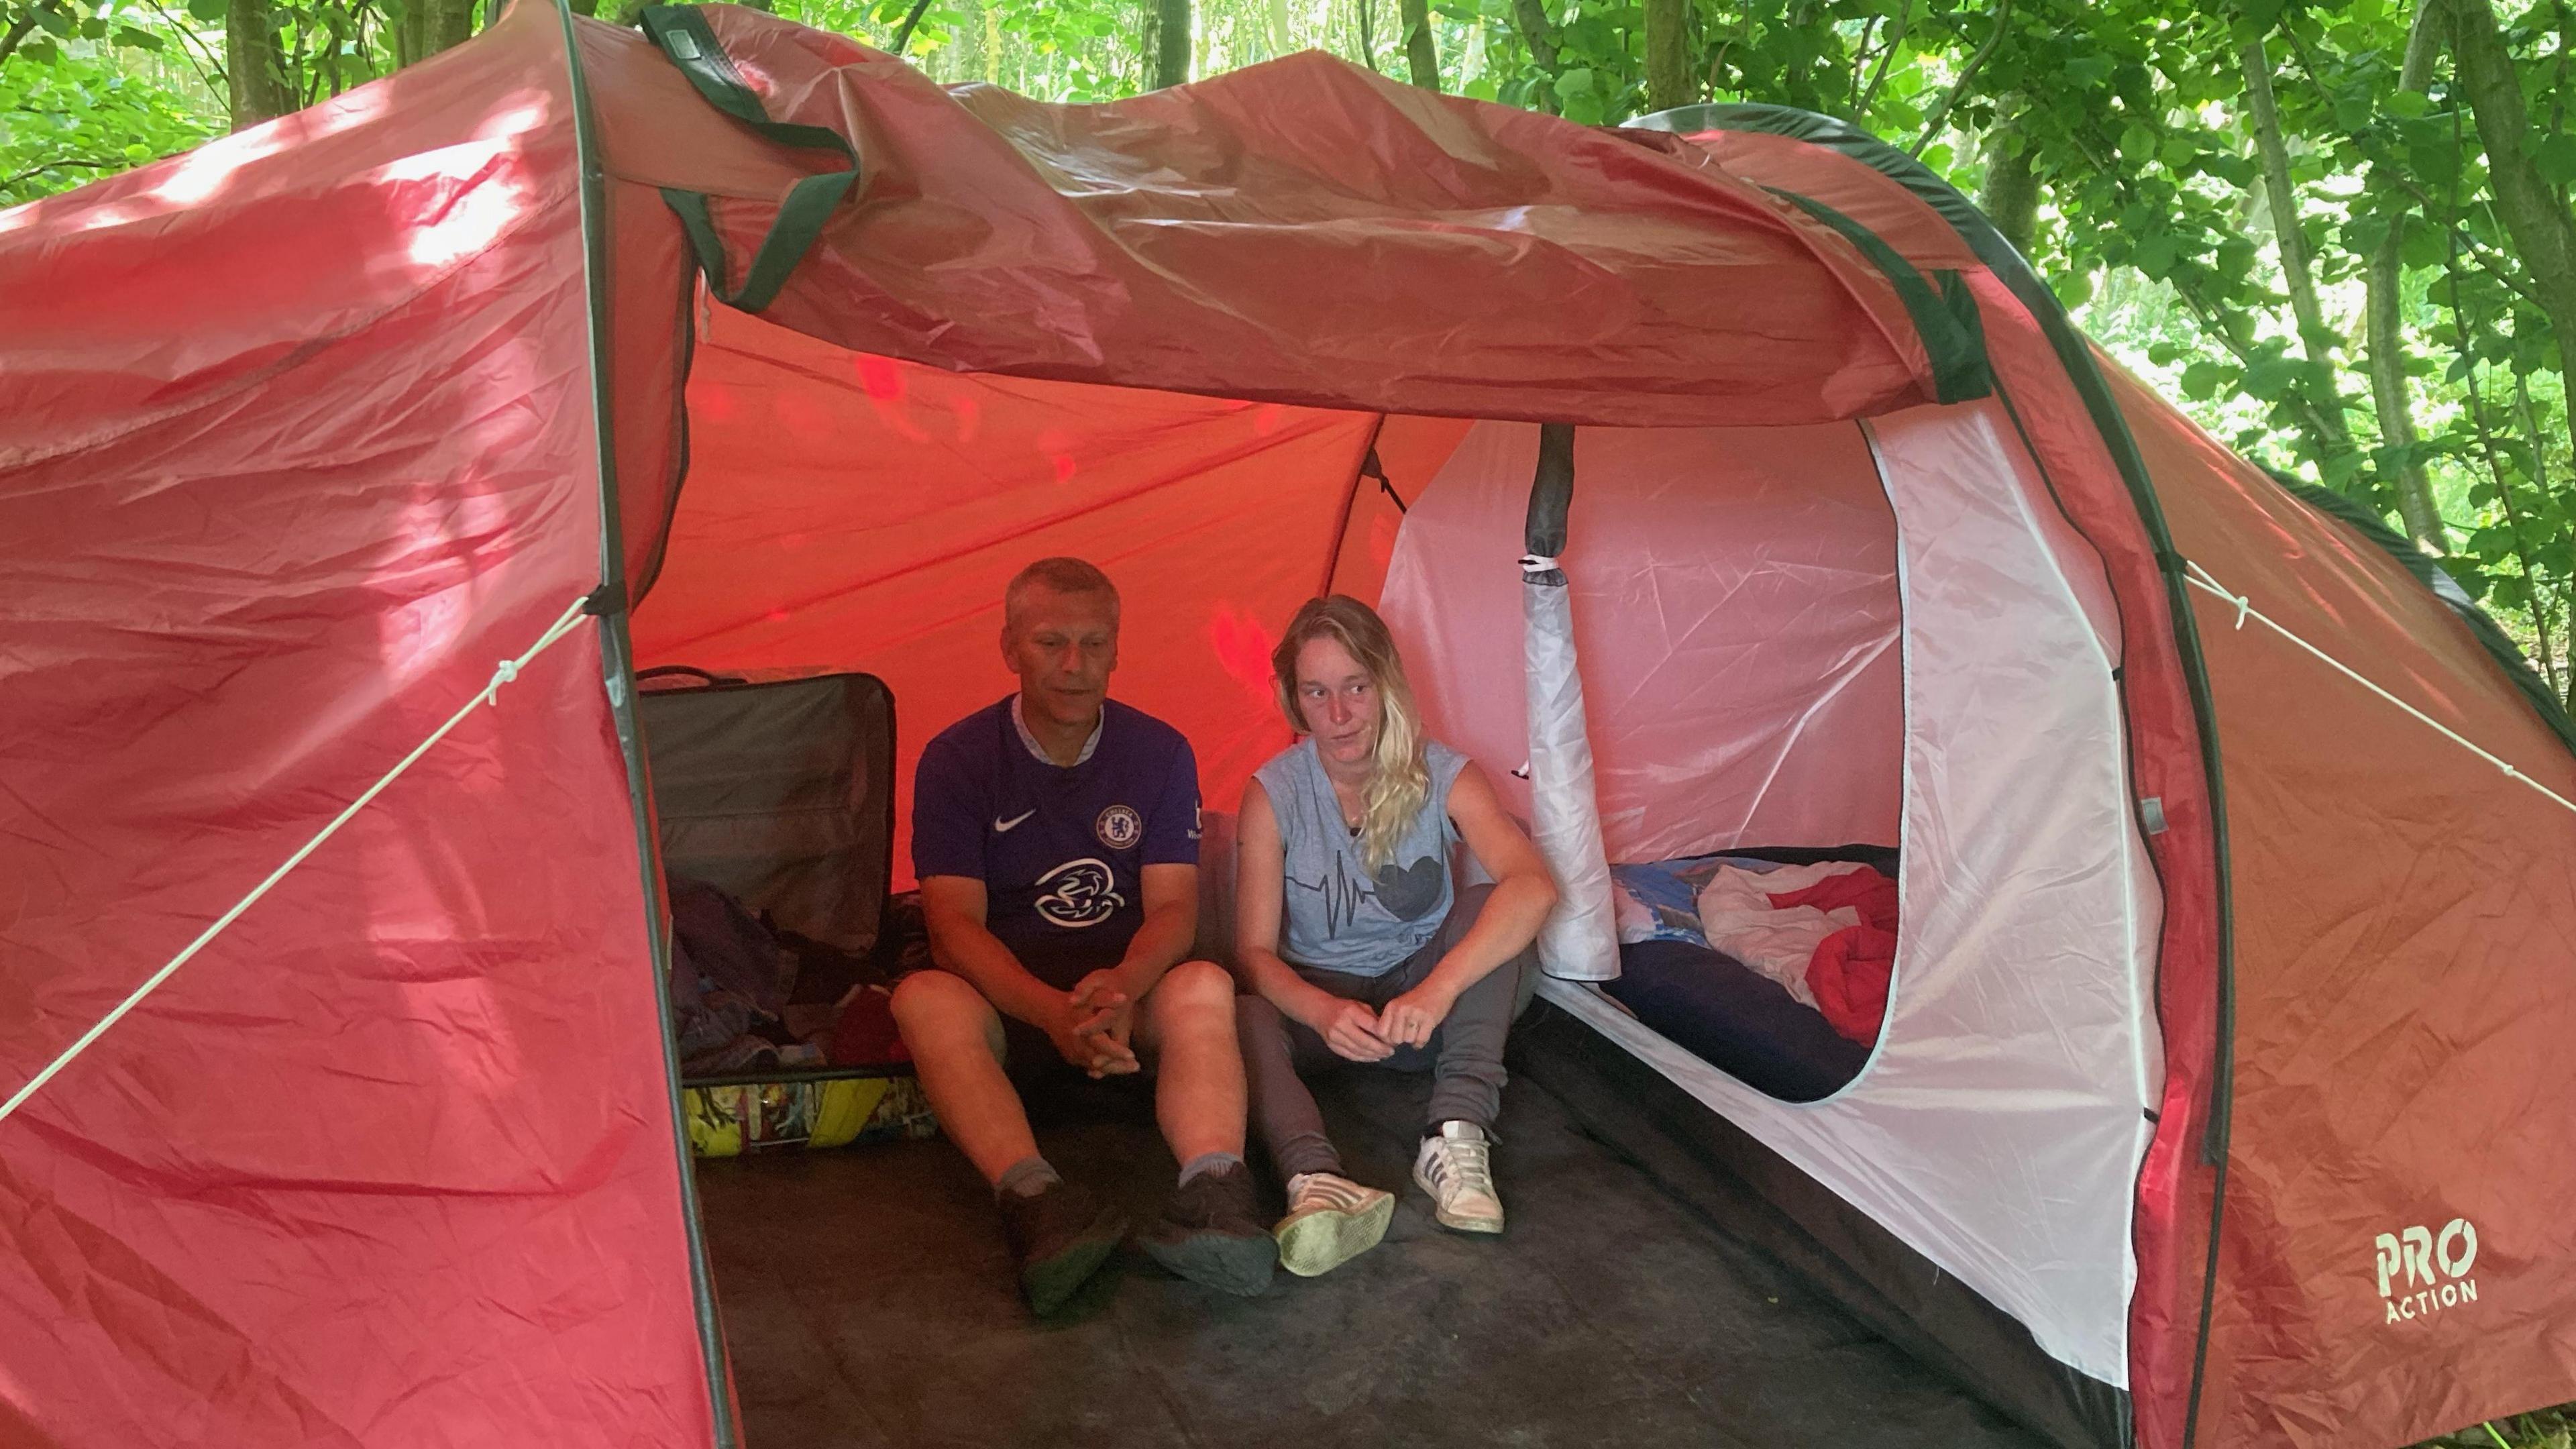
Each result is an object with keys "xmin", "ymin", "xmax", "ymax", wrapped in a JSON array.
[{"xmin": 3, "ymin": 0, "xmax": 2575, "ymax": 1443}]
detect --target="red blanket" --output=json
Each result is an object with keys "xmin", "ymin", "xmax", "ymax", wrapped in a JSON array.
[{"xmin": 1769, "ymin": 869, "xmax": 1898, "ymax": 1045}]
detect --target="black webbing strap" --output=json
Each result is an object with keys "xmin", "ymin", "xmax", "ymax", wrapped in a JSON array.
[
  {"xmin": 1523, "ymin": 423, "xmax": 1576, "ymax": 586},
  {"xmin": 638, "ymin": 5, "xmax": 860, "ymax": 313},
  {"xmin": 1358, "ymin": 447, "xmax": 1407, "ymax": 513},
  {"xmin": 1763, "ymin": 185, "xmax": 1994, "ymax": 405}
]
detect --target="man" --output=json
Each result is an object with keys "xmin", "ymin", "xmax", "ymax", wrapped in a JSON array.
[{"xmin": 890, "ymin": 557, "xmax": 1277, "ymax": 1314}]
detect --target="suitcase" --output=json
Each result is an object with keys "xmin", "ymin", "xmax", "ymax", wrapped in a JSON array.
[{"xmin": 637, "ymin": 666, "xmax": 934, "ymax": 1155}]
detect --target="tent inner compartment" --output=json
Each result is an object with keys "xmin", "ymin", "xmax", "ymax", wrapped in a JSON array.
[{"xmin": 633, "ymin": 311, "xmax": 2000, "ymax": 1443}]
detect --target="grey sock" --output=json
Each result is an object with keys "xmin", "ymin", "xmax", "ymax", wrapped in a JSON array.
[
  {"xmin": 995, "ymin": 1155, "xmax": 1061, "ymax": 1201},
  {"xmin": 1177, "ymin": 1150, "xmax": 1244, "ymax": 1187}
]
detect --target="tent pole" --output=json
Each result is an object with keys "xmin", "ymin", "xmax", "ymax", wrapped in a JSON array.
[{"xmin": 553, "ymin": 3, "xmax": 742, "ymax": 1444}]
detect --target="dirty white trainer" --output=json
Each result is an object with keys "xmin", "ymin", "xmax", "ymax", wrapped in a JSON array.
[
  {"xmin": 1274, "ymin": 1171, "xmax": 1395, "ymax": 1277},
  {"xmin": 1412, "ymin": 1120, "xmax": 1504, "ymax": 1234}
]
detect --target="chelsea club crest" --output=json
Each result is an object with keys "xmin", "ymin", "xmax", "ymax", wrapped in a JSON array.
[{"xmin": 1095, "ymin": 804, "xmax": 1142, "ymax": 849}]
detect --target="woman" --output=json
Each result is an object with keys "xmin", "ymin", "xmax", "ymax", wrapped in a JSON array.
[{"xmin": 1233, "ymin": 595, "xmax": 1558, "ymax": 1277}]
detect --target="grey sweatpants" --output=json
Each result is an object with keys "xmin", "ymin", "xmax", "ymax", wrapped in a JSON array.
[{"xmin": 1236, "ymin": 883, "xmax": 1540, "ymax": 1180}]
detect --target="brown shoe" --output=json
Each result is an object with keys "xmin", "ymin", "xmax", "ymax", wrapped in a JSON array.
[
  {"xmin": 997, "ymin": 1179, "xmax": 1127, "ymax": 1316},
  {"xmin": 1137, "ymin": 1163, "xmax": 1277, "ymax": 1297}
]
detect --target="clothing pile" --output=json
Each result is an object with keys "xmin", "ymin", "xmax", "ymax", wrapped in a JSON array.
[
  {"xmin": 1694, "ymin": 862, "xmax": 1896, "ymax": 1044},
  {"xmin": 667, "ymin": 876, "xmax": 910, "ymax": 1077},
  {"xmin": 1611, "ymin": 854, "xmax": 1898, "ymax": 1045}
]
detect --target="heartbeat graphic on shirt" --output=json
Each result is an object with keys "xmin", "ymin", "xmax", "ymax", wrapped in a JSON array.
[{"xmin": 1286, "ymin": 856, "xmax": 1377, "ymax": 938}]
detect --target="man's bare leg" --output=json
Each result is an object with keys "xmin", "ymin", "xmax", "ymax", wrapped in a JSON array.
[
  {"xmin": 1135, "ymin": 959, "xmax": 1248, "ymax": 1167},
  {"xmin": 1133, "ymin": 959, "xmax": 1275, "ymax": 1295},
  {"xmin": 890, "ymin": 970, "xmax": 1126, "ymax": 1314},
  {"xmin": 890, "ymin": 969, "xmax": 1038, "ymax": 1185}
]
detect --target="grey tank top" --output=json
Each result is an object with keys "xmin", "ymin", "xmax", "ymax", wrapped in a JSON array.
[{"xmin": 1256, "ymin": 737, "xmax": 1470, "ymax": 977}]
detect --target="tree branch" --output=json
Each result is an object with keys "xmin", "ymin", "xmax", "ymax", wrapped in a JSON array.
[
  {"xmin": 4, "ymin": 156, "xmax": 125, "ymax": 187},
  {"xmin": 0, "ymin": 13, "xmax": 36, "ymax": 69},
  {"xmin": 888, "ymin": 0, "xmax": 933, "ymax": 54},
  {"xmin": 1856, "ymin": 0, "xmax": 1912, "ymax": 118},
  {"xmin": 2273, "ymin": 19, "xmax": 2551, "ymax": 312},
  {"xmin": 134, "ymin": 0, "xmax": 230, "ymax": 94},
  {"xmin": 1911, "ymin": 0, "xmax": 2008, "ymax": 155}
]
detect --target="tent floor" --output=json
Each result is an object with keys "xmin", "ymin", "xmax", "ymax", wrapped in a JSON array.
[{"xmin": 694, "ymin": 1055, "xmax": 2043, "ymax": 1449}]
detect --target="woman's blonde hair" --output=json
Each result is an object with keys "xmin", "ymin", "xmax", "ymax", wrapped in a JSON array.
[{"xmin": 1272, "ymin": 595, "xmax": 1430, "ymax": 872}]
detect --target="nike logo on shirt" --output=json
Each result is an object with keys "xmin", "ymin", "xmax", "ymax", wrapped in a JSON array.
[{"xmin": 994, "ymin": 810, "xmax": 1036, "ymax": 833}]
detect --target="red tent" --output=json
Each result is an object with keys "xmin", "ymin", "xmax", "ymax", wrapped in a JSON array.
[{"xmin": 4, "ymin": 3, "xmax": 2573, "ymax": 1444}]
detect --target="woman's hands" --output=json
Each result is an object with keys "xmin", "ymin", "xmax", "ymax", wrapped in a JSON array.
[
  {"xmin": 1316, "ymin": 998, "xmax": 1395, "ymax": 1062},
  {"xmin": 1300, "ymin": 979, "xmax": 1458, "ymax": 1059},
  {"xmin": 1375, "ymin": 980, "xmax": 1458, "ymax": 1049}
]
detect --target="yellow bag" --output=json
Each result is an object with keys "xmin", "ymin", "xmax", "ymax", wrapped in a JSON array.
[{"xmin": 684, "ymin": 1074, "xmax": 935, "ymax": 1157}]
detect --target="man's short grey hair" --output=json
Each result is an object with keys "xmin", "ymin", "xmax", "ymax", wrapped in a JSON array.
[{"xmin": 1004, "ymin": 557, "xmax": 1120, "ymax": 632}]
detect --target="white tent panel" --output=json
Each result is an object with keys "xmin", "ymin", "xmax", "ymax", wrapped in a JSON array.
[
  {"xmin": 1386, "ymin": 421, "xmax": 1905, "ymax": 860},
  {"xmin": 1380, "ymin": 405, "xmax": 2163, "ymax": 1387}
]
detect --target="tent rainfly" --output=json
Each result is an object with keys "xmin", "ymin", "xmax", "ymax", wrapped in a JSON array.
[{"xmin": 4, "ymin": 4, "xmax": 2575, "ymax": 1446}]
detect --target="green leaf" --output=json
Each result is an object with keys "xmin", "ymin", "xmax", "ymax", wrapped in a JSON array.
[
  {"xmin": 2321, "ymin": 451, "xmax": 2368, "ymax": 486},
  {"xmin": 2532, "ymin": 133, "xmax": 2576, "ymax": 186},
  {"xmin": 186, "ymin": 0, "xmax": 228, "ymax": 21},
  {"xmin": 21, "ymin": 34, "xmax": 59, "ymax": 61},
  {"xmin": 2181, "ymin": 360, "xmax": 2233, "ymax": 400},
  {"xmin": 2132, "ymin": 231, "xmax": 2182, "ymax": 279},
  {"xmin": 1552, "ymin": 66, "xmax": 1593, "ymax": 99},
  {"xmin": 2062, "ymin": 54, "xmax": 2113, "ymax": 87},
  {"xmin": 2204, "ymin": 152, "xmax": 2257, "ymax": 188},
  {"xmin": 112, "ymin": 23, "xmax": 165, "ymax": 48},
  {"xmin": 2385, "ymin": 91, "xmax": 2429, "ymax": 120},
  {"xmin": 2401, "ymin": 219, "xmax": 2449, "ymax": 270},
  {"xmin": 2243, "ymin": 356, "xmax": 2304, "ymax": 400}
]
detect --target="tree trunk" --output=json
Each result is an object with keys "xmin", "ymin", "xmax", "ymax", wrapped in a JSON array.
[
  {"xmin": 395, "ymin": 0, "xmax": 474, "ymax": 66},
  {"xmin": 1504, "ymin": 0, "xmax": 1546, "ymax": 78},
  {"xmin": 1979, "ymin": 105, "xmax": 2040, "ymax": 256},
  {"xmin": 1646, "ymin": 0, "xmax": 1688, "ymax": 113},
  {"xmin": 2365, "ymin": 0, "xmax": 2449, "ymax": 551},
  {"xmin": 2240, "ymin": 32, "xmax": 2361, "ymax": 471},
  {"xmin": 1266, "ymin": 0, "xmax": 1293, "ymax": 59},
  {"xmin": 226, "ymin": 0, "xmax": 295, "ymax": 129},
  {"xmin": 1398, "ymin": 0, "xmax": 1437, "ymax": 88},
  {"xmin": 2449, "ymin": 0, "xmax": 2576, "ymax": 479},
  {"xmin": 1148, "ymin": 0, "xmax": 1191, "ymax": 87}
]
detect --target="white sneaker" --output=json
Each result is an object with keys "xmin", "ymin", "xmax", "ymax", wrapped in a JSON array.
[
  {"xmin": 1273, "ymin": 1171, "xmax": 1395, "ymax": 1277},
  {"xmin": 1413, "ymin": 1121, "xmax": 1505, "ymax": 1234}
]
